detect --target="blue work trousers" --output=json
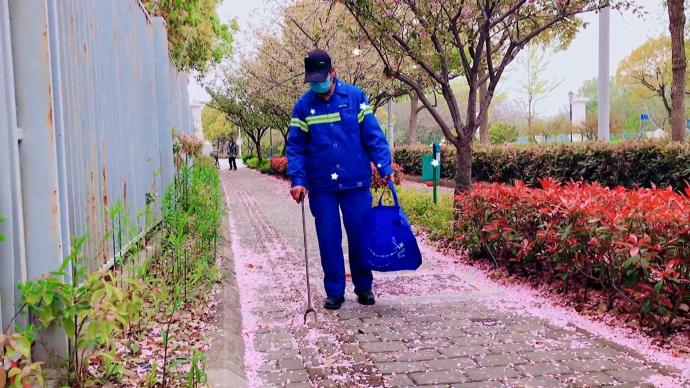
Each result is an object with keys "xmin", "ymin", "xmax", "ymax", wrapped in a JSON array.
[{"xmin": 308, "ymin": 188, "xmax": 373, "ymax": 298}]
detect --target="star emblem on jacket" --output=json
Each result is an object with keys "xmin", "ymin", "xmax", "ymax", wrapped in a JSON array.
[
  {"xmin": 331, "ymin": 172, "xmax": 339, "ymax": 181},
  {"xmin": 359, "ymin": 103, "xmax": 369, "ymax": 110},
  {"xmin": 310, "ymin": 109, "xmax": 316, "ymax": 115}
]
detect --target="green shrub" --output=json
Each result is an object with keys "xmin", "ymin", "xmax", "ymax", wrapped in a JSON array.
[
  {"xmin": 488, "ymin": 122, "xmax": 518, "ymax": 145},
  {"xmin": 394, "ymin": 141, "xmax": 690, "ymax": 191}
]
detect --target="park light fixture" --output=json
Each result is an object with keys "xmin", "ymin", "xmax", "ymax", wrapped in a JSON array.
[{"xmin": 568, "ymin": 91, "xmax": 575, "ymax": 142}]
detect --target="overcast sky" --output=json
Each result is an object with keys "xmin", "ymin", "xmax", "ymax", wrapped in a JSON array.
[{"xmin": 189, "ymin": 0, "xmax": 670, "ymax": 117}]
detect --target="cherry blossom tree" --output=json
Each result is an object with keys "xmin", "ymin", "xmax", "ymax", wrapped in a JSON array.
[{"xmin": 341, "ymin": 0, "xmax": 637, "ymax": 191}]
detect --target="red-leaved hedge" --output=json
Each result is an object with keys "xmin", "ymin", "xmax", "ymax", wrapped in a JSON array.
[
  {"xmin": 455, "ymin": 179, "xmax": 690, "ymax": 334},
  {"xmin": 269, "ymin": 156, "xmax": 288, "ymax": 176}
]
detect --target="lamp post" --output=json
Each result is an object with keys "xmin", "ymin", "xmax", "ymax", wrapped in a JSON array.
[{"xmin": 568, "ymin": 91, "xmax": 574, "ymax": 142}]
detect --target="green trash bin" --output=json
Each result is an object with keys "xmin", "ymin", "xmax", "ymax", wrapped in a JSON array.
[{"xmin": 421, "ymin": 153, "xmax": 440, "ymax": 182}]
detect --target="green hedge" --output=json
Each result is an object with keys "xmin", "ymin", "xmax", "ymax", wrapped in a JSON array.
[{"xmin": 394, "ymin": 141, "xmax": 690, "ymax": 190}]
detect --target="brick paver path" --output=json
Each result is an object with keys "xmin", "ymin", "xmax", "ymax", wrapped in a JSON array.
[{"xmin": 221, "ymin": 168, "xmax": 681, "ymax": 388}]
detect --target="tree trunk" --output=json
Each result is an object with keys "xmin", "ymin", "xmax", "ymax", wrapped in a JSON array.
[
  {"xmin": 409, "ymin": 93, "xmax": 419, "ymax": 145},
  {"xmin": 253, "ymin": 138, "xmax": 263, "ymax": 162},
  {"xmin": 454, "ymin": 135, "xmax": 473, "ymax": 195},
  {"xmin": 667, "ymin": 0, "xmax": 687, "ymax": 142},
  {"xmin": 478, "ymin": 68, "xmax": 489, "ymax": 145},
  {"xmin": 281, "ymin": 133, "xmax": 288, "ymax": 156}
]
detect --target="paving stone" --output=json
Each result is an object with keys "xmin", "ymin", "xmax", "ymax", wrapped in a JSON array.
[
  {"xmin": 376, "ymin": 361, "xmax": 427, "ymax": 374},
  {"xmin": 564, "ymin": 359, "xmax": 618, "ymax": 373},
  {"xmin": 524, "ymin": 350, "xmax": 573, "ymax": 363},
  {"xmin": 285, "ymin": 383, "xmax": 310, "ymax": 388},
  {"xmin": 378, "ymin": 330, "xmax": 420, "ymax": 341},
  {"xmin": 319, "ymin": 379, "xmax": 338, "ymax": 388},
  {"xmin": 465, "ymin": 366, "xmax": 520, "ymax": 382},
  {"xmin": 358, "ymin": 324, "xmax": 394, "ymax": 335},
  {"xmin": 361, "ymin": 341, "xmax": 407, "ymax": 353},
  {"xmin": 439, "ymin": 346, "xmax": 486, "ymax": 358},
  {"xmin": 610, "ymin": 356, "xmax": 647, "ymax": 370},
  {"xmin": 505, "ymin": 323, "xmax": 545, "ymax": 333},
  {"xmin": 572, "ymin": 346, "xmax": 621, "ymax": 360},
  {"xmin": 408, "ymin": 314, "xmax": 441, "ymax": 323},
  {"xmin": 406, "ymin": 338, "xmax": 452, "ymax": 349},
  {"xmin": 265, "ymin": 348, "xmax": 300, "ymax": 360},
  {"xmin": 517, "ymin": 362, "xmax": 571, "ymax": 376},
  {"xmin": 427, "ymin": 358, "xmax": 477, "ymax": 371},
  {"xmin": 450, "ymin": 382, "xmax": 497, "ymax": 388},
  {"xmin": 341, "ymin": 318, "xmax": 364, "ymax": 329},
  {"xmin": 338, "ymin": 310, "xmax": 379, "ymax": 320},
  {"xmin": 450, "ymin": 336, "xmax": 493, "ymax": 346},
  {"xmin": 421, "ymin": 327, "xmax": 465, "ymax": 339},
  {"xmin": 396, "ymin": 349, "xmax": 442, "ymax": 362},
  {"xmin": 362, "ymin": 317, "xmax": 407, "ymax": 325},
  {"xmin": 369, "ymin": 352, "xmax": 397, "ymax": 363},
  {"xmin": 355, "ymin": 333, "xmax": 379, "ymax": 342},
  {"xmin": 562, "ymin": 372, "xmax": 619, "ymax": 386},
  {"xmin": 462, "ymin": 326, "xmax": 505, "ymax": 336},
  {"xmin": 509, "ymin": 376, "xmax": 562, "ymax": 387},
  {"xmin": 488, "ymin": 343, "xmax": 535, "ymax": 354},
  {"xmin": 604, "ymin": 368, "xmax": 654, "ymax": 383},
  {"xmin": 278, "ymin": 358, "xmax": 304, "ymax": 371},
  {"xmin": 492, "ymin": 332, "xmax": 539, "ymax": 344},
  {"xmin": 255, "ymin": 340, "xmax": 295, "ymax": 352},
  {"xmin": 262, "ymin": 370, "xmax": 310, "ymax": 385},
  {"xmin": 255, "ymin": 331, "xmax": 293, "ymax": 342},
  {"xmin": 410, "ymin": 371, "xmax": 468, "ymax": 385},
  {"xmin": 306, "ymin": 367, "xmax": 328, "ymax": 380},
  {"xmin": 474, "ymin": 353, "xmax": 528, "ymax": 367},
  {"xmin": 386, "ymin": 374, "xmax": 415, "ymax": 387}
]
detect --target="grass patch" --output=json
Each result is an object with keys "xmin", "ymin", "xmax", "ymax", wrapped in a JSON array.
[{"xmin": 374, "ymin": 186, "xmax": 455, "ymax": 239}]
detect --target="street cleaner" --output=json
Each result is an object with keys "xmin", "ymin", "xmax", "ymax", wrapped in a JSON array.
[{"xmin": 286, "ymin": 49, "xmax": 394, "ymax": 310}]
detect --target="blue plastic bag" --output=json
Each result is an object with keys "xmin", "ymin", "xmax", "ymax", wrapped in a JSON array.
[{"xmin": 361, "ymin": 181, "xmax": 422, "ymax": 272}]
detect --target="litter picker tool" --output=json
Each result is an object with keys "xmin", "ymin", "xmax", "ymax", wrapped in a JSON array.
[{"xmin": 300, "ymin": 193, "xmax": 316, "ymax": 324}]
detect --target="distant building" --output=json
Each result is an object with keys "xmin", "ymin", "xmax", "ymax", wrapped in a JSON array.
[{"xmin": 572, "ymin": 97, "xmax": 588, "ymax": 126}]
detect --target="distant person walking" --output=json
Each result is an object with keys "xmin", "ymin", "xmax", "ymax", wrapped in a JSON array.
[{"xmin": 227, "ymin": 136, "xmax": 239, "ymax": 171}]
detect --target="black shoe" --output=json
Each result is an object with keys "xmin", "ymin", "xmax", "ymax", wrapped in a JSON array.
[
  {"xmin": 323, "ymin": 296, "xmax": 345, "ymax": 310},
  {"xmin": 355, "ymin": 290, "xmax": 375, "ymax": 306}
]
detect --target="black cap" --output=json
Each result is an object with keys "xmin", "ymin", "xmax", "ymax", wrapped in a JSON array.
[{"xmin": 304, "ymin": 49, "xmax": 331, "ymax": 83}]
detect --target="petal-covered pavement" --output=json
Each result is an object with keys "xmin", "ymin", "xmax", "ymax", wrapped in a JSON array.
[{"xmin": 217, "ymin": 168, "xmax": 688, "ymax": 388}]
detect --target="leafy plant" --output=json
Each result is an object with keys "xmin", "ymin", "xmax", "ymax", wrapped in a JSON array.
[
  {"xmin": 186, "ymin": 350, "xmax": 206, "ymax": 388},
  {"xmin": 17, "ymin": 236, "xmax": 144, "ymax": 387},
  {"xmin": 140, "ymin": 0, "xmax": 237, "ymax": 73},
  {"xmin": 1, "ymin": 326, "xmax": 44, "ymax": 388},
  {"xmin": 488, "ymin": 123, "xmax": 519, "ymax": 145}
]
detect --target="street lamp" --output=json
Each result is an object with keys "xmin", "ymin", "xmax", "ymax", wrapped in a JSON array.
[{"xmin": 568, "ymin": 91, "xmax": 575, "ymax": 142}]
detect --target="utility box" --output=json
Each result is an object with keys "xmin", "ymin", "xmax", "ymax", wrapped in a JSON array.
[{"xmin": 421, "ymin": 154, "xmax": 440, "ymax": 182}]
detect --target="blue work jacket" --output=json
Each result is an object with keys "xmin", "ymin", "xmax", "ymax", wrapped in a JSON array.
[{"xmin": 286, "ymin": 78, "xmax": 393, "ymax": 192}]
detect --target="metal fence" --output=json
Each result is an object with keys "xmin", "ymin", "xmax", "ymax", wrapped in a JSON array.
[{"xmin": 0, "ymin": 0, "xmax": 193, "ymax": 340}]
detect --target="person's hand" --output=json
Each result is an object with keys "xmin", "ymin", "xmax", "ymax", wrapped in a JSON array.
[{"xmin": 290, "ymin": 186, "xmax": 307, "ymax": 203}]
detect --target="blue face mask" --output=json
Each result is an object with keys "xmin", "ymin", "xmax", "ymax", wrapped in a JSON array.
[{"xmin": 309, "ymin": 77, "xmax": 332, "ymax": 94}]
